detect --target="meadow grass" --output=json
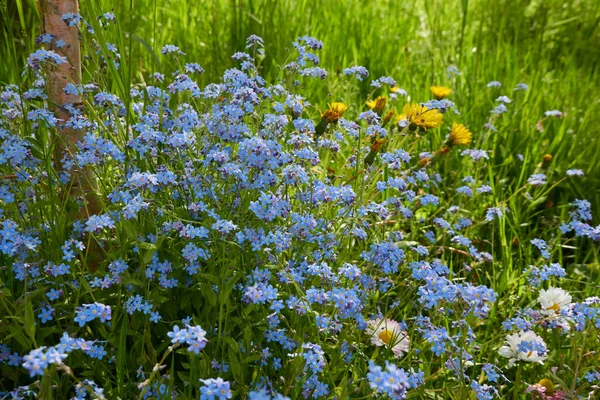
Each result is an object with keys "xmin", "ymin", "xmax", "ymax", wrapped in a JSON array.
[
  {"xmin": 3, "ymin": 0, "xmax": 599, "ymax": 208},
  {"xmin": 0, "ymin": 0, "xmax": 599, "ymax": 399}
]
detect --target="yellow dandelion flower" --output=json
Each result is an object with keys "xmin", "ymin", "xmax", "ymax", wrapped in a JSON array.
[
  {"xmin": 366, "ymin": 96, "xmax": 387, "ymax": 114},
  {"xmin": 430, "ymin": 86, "xmax": 452, "ymax": 100},
  {"xmin": 383, "ymin": 110, "xmax": 396, "ymax": 125},
  {"xmin": 371, "ymin": 138, "xmax": 386, "ymax": 152},
  {"xmin": 322, "ymin": 102, "xmax": 348, "ymax": 123},
  {"xmin": 329, "ymin": 102, "xmax": 347, "ymax": 114},
  {"xmin": 402, "ymin": 103, "xmax": 443, "ymax": 129},
  {"xmin": 449, "ymin": 122, "xmax": 472, "ymax": 146},
  {"xmin": 418, "ymin": 157, "xmax": 430, "ymax": 167}
]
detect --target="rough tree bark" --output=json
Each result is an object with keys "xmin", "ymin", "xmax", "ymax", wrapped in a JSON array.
[{"xmin": 37, "ymin": 0, "xmax": 103, "ymax": 271}]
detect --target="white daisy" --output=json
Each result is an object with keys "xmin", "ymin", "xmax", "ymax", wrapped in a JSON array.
[
  {"xmin": 498, "ymin": 330, "xmax": 547, "ymax": 367},
  {"xmin": 366, "ymin": 318, "xmax": 409, "ymax": 357},
  {"xmin": 538, "ymin": 287, "xmax": 572, "ymax": 316}
]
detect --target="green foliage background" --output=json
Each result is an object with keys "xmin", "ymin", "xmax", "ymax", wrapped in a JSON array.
[{"xmin": 2, "ymin": 0, "xmax": 599, "ymax": 211}]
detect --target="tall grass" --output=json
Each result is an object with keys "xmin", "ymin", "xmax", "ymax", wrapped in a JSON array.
[{"xmin": 2, "ymin": 0, "xmax": 599, "ymax": 210}]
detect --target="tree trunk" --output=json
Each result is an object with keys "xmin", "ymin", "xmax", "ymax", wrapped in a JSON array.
[
  {"xmin": 37, "ymin": 0, "xmax": 103, "ymax": 271},
  {"xmin": 38, "ymin": 0, "xmax": 82, "ymax": 143}
]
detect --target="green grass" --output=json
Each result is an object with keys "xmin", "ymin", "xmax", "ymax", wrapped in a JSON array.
[{"xmin": 2, "ymin": 0, "xmax": 599, "ymax": 212}]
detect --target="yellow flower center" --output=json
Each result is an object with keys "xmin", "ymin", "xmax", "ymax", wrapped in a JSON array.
[
  {"xmin": 538, "ymin": 378, "xmax": 554, "ymax": 395},
  {"xmin": 378, "ymin": 329, "xmax": 395, "ymax": 344},
  {"xmin": 547, "ymin": 303, "xmax": 560, "ymax": 311}
]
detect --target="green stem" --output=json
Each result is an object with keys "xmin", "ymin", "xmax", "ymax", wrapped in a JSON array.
[{"xmin": 514, "ymin": 363, "xmax": 523, "ymax": 400}]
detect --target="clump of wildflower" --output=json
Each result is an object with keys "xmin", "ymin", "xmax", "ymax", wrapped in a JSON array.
[
  {"xmin": 301, "ymin": 342, "xmax": 326, "ymax": 373},
  {"xmin": 161, "ymin": 44, "xmax": 185, "ymax": 55},
  {"xmin": 371, "ymin": 76, "xmax": 396, "ymax": 88},
  {"xmin": 560, "ymin": 199, "xmax": 600, "ymax": 241},
  {"xmin": 531, "ymin": 238, "xmax": 551, "ymax": 259},
  {"xmin": 73, "ymin": 379, "xmax": 106, "ymax": 400},
  {"xmin": 514, "ymin": 83, "xmax": 529, "ymax": 91},
  {"xmin": 528, "ymin": 173, "xmax": 547, "ymax": 186},
  {"xmin": 199, "ymin": 377, "xmax": 232, "ymax": 399},
  {"xmin": 482, "ymin": 363, "xmax": 503, "ymax": 383},
  {"xmin": 74, "ymin": 303, "xmax": 112, "ymax": 327},
  {"xmin": 22, "ymin": 347, "xmax": 68, "ymax": 377},
  {"xmin": 544, "ymin": 110, "xmax": 563, "ymax": 117},
  {"xmin": 447, "ymin": 65, "xmax": 461, "ymax": 78},
  {"xmin": 462, "ymin": 149, "xmax": 489, "ymax": 161},
  {"xmin": 361, "ymin": 241, "xmax": 405, "ymax": 274},
  {"xmin": 26, "ymin": 49, "xmax": 67, "ymax": 70},
  {"xmin": 485, "ymin": 207, "xmax": 507, "ymax": 221},
  {"xmin": 491, "ymin": 103, "xmax": 508, "ymax": 114},
  {"xmin": 124, "ymin": 295, "xmax": 160, "ymax": 322},
  {"xmin": 566, "ymin": 169, "xmax": 584, "ymax": 177},
  {"xmin": 527, "ymin": 263, "xmax": 566, "ymax": 287},
  {"xmin": 84, "ymin": 214, "xmax": 116, "ymax": 233},
  {"xmin": 585, "ymin": 370, "xmax": 600, "ymax": 383},
  {"xmin": 167, "ymin": 324, "xmax": 208, "ymax": 354},
  {"xmin": 367, "ymin": 361, "xmax": 422, "ymax": 399},
  {"xmin": 21, "ymin": 333, "xmax": 91, "ymax": 377},
  {"xmin": 343, "ymin": 65, "xmax": 369, "ymax": 80},
  {"xmin": 471, "ymin": 381, "xmax": 500, "ymax": 399}
]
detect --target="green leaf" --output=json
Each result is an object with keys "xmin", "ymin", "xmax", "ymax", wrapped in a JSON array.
[
  {"xmin": 121, "ymin": 277, "xmax": 145, "ymax": 287},
  {"xmin": 228, "ymin": 344, "xmax": 243, "ymax": 383},
  {"xmin": 24, "ymin": 298, "xmax": 35, "ymax": 341},
  {"xmin": 223, "ymin": 336, "xmax": 239, "ymax": 353},
  {"xmin": 122, "ymin": 220, "xmax": 138, "ymax": 240},
  {"xmin": 116, "ymin": 313, "xmax": 128, "ymax": 397},
  {"xmin": 200, "ymin": 282, "xmax": 217, "ymax": 307},
  {"xmin": 132, "ymin": 34, "xmax": 161, "ymax": 71}
]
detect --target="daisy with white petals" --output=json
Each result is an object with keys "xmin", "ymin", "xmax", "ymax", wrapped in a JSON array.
[
  {"xmin": 538, "ymin": 286, "xmax": 573, "ymax": 331},
  {"xmin": 538, "ymin": 287, "xmax": 572, "ymax": 316},
  {"xmin": 366, "ymin": 318, "xmax": 410, "ymax": 357},
  {"xmin": 498, "ymin": 330, "xmax": 547, "ymax": 367}
]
